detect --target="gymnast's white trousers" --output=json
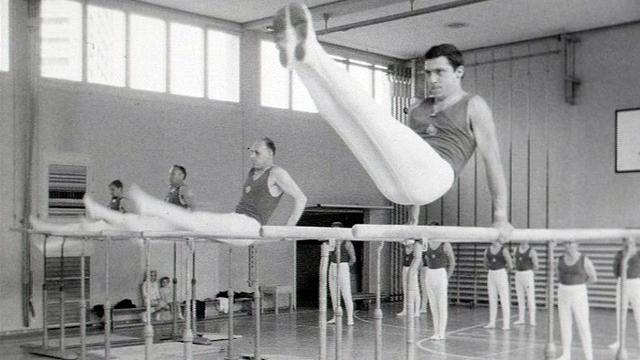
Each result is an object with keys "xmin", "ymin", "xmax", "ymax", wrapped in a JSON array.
[
  {"xmin": 426, "ymin": 268, "xmax": 449, "ymax": 337},
  {"xmin": 515, "ymin": 270, "xmax": 536, "ymax": 324},
  {"xmin": 557, "ymin": 283, "xmax": 593, "ymax": 360}
]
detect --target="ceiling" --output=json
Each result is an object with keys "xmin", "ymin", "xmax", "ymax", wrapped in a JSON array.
[{"xmin": 139, "ymin": 0, "xmax": 640, "ymax": 59}]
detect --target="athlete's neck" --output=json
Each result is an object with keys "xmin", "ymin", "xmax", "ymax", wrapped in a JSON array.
[
  {"xmin": 252, "ymin": 165, "xmax": 273, "ymax": 178},
  {"xmin": 432, "ymin": 89, "xmax": 466, "ymax": 107}
]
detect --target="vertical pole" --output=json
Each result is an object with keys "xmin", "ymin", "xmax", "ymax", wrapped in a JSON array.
[
  {"xmin": 473, "ymin": 243, "xmax": 478, "ymax": 306},
  {"xmin": 183, "ymin": 240, "xmax": 193, "ymax": 360},
  {"xmin": 374, "ymin": 242, "xmax": 385, "ymax": 360},
  {"xmin": 192, "ymin": 246, "xmax": 197, "ymax": 338},
  {"xmin": 318, "ymin": 242, "xmax": 329, "ymax": 360},
  {"xmin": 172, "ymin": 242, "xmax": 178, "ymax": 340},
  {"xmin": 544, "ymin": 240, "xmax": 556, "ymax": 359},
  {"xmin": 79, "ymin": 237, "xmax": 87, "ymax": 360},
  {"xmin": 104, "ymin": 236, "xmax": 112, "ymax": 360},
  {"xmin": 616, "ymin": 238, "xmax": 630, "ymax": 360},
  {"xmin": 405, "ymin": 240, "xmax": 422, "ymax": 360},
  {"xmin": 143, "ymin": 237, "xmax": 153, "ymax": 360},
  {"xmin": 227, "ymin": 247, "xmax": 235, "ymax": 360},
  {"xmin": 23, "ymin": 0, "xmax": 41, "ymax": 329},
  {"xmin": 456, "ymin": 243, "xmax": 461, "ymax": 304},
  {"xmin": 252, "ymin": 245, "xmax": 262, "ymax": 360},
  {"xmin": 42, "ymin": 235, "xmax": 49, "ymax": 349},
  {"xmin": 59, "ymin": 237, "xmax": 66, "ymax": 351},
  {"xmin": 335, "ymin": 240, "xmax": 343, "ymax": 360}
]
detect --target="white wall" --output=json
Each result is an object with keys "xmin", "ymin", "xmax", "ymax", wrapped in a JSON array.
[{"xmin": 2, "ymin": 0, "xmax": 640, "ymax": 332}]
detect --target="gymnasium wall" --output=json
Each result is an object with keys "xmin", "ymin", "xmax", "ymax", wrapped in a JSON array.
[
  {"xmin": 423, "ymin": 24, "xmax": 640, "ymax": 308},
  {"xmin": 1, "ymin": 0, "xmax": 640, "ymax": 333},
  {"xmin": 0, "ymin": 4, "xmax": 390, "ymax": 332}
]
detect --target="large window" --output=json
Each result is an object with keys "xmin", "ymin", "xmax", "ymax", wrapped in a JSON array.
[
  {"xmin": 129, "ymin": 14, "xmax": 166, "ymax": 92},
  {"xmin": 38, "ymin": 0, "xmax": 240, "ymax": 102},
  {"xmin": 170, "ymin": 22, "xmax": 204, "ymax": 97},
  {"xmin": 260, "ymin": 39, "xmax": 317, "ymax": 112},
  {"xmin": 374, "ymin": 66, "xmax": 391, "ymax": 115},
  {"xmin": 87, "ymin": 5, "xmax": 125, "ymax": 86},
  {"xmin": 207, "ymin": 29, "xmax": 239, "ymax": 102},
  {"xmin": 291, "ymin": 72, "xmax": 317, "ymax": 113},
  {"xmin": 0, "ymin": 0, "xmax": 8, "ymax": 71},
  {"xmin": 260, "ymin": 40, "xmax": 391, "ymax": 115},
  {"xmin": 41, "ymin": 0, "xmax": 82, "ymax": 81},
  {"xmin": 260, "ymin": 40, "xmax": 290, "ymax": 109}
]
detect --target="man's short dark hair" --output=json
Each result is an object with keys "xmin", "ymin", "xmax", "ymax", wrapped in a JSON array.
[
  {"xmin": 425, "ymin": 44, "xmax": 464, "ymax": 69},
  {"xmin": 172, "ymin": 164, "xmax": 187, "ymax": 179},
  {"xmin": 262, "ymin": 137, "xmax": 276, "ymax": 155},
  {"xmin": 109, "ymin": 179, "xmax": 123, "ymax": 189}
]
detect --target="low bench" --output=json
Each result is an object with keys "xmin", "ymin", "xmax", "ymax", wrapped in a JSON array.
[
  {"xmin": 110, "ymin": 307, "xmax": 147, "ymax": 329},
  {"xmin": 352, "ymin": 293, "xmax": 377, "ymax": 310}
]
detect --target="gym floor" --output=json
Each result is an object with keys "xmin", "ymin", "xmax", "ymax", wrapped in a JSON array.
[{"xmin": 1, "ymin": 303, "xmax": 636, "ymax": 360}]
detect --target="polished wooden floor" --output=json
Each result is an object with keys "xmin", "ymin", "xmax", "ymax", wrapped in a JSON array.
[{"xmin": 1, "ymin": 303, "xmax": 637, "ymax": 359}]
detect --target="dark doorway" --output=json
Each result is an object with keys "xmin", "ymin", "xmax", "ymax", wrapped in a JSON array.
[{"xmin": 295, "ymin": 208, "xmax": 365, "ymax": 309}]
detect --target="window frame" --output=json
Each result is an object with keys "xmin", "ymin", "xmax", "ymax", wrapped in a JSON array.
[{"xmin": 37, "ymin": 0, "xmax": 241, "ymax": 104}]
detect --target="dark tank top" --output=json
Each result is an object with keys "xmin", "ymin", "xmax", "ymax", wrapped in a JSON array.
[
  {"xmin": 235, "ymin": 167, "xmax": 283, "ymax": 225},
  {"xmin": 109, "ymin": 196, "xmax": 126, "ymax": 212},
  {"xmin": 486, "ymin": 245, "xmax": 506, "ymax": 270},
  {"xmin": 613, "ymin": 251, "xmax": 640, "ymax": 279},
  {"xmin": 409, "ymin": 94, "xmax": 477, "ymax": 176},
  {"xmin": 515, "ymin": 247, "xmax": 534, "ymax": 271},
  {"xmin": 425, "ymin": 243, "xmax": 448, "ymax": 269},
  {"xmin": 329, "ymin": 242, "xmax": 350, "ymax": 263},
  {"xmin": 558, "ymin": 255, "xmax": 588, "ymax": 285},
  {"xmin": 403, "ymin": 250, "xmax": 414, "ymax": 267},
  {"xmin": 165, "ymin": 185, "xmax": 189, "ymax": 208}
]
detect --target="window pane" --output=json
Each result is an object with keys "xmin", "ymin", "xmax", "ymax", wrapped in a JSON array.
[
  {"xmin": 41, "ymin": 0, "xmax": 82, "ymax": 81},
  {"xmin": 207, "ymin": 29, "xmax": 239, "ymax": 102},
  {"xmin": 348, "ymin": 62, "xmax": 373, "ymax": 97},
  {"xmin": 130, "ymin": 14, "xmax": 166, "ymax": 92},
  {"xmin": 260, "ymin": 40, "xmax": 288, "ymax": 109},
  {"xmin": 374, "ymin": 69, "xmax": 391, "ymax": 115},
  {"xmin": 291, "ymin": 72, "xmax": 317, "ymax": 113},
  {"xmin": 87, "ymin": 5, "xmax": 125, "ymax": 86},
  {"xmin": 331, "ymin": 55, "xmax": 347, "ymax": 70},
  {"xmin": 0, "ymin": 0, "xmax": 8, "ymax": 71},
  {"xmin": 170, "ymin": 22, "xmax": 204, "ymax": 97}
]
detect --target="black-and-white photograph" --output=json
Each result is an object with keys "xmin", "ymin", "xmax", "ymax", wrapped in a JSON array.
[{"xmin": 1, "ymin": 1, "xmax": 640, "ymax": 359}]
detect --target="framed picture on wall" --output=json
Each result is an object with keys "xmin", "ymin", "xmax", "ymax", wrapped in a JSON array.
[{"xmin": 615, "ymin": 108, "xmax": 640, "ymax": 172}]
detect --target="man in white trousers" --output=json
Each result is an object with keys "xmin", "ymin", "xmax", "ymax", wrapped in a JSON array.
[
  {"xmin": 327, "ymin": 222, "xmax": 356, "ymax": 326},
  {"xmin": 424, "ymin": 237, "xmax": 456, "ymax": 340},
  {"xmin": 609, "ymin": 238, "xmax": 640, "ymax": 351},
  {"xmin": 514, "ymin": 240, "xmax": 539, "ymax": 326},
  {"xmin": 483, "ymin": 240, "xmax": 512, "ymax": 330},
  {"xmin": 556, "ymin": 240, "xmax": 597, "ymax": 360}
]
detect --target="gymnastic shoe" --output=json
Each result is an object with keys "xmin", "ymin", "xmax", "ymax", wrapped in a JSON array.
[
  {"xmin": 272, "ymin": 2, "xmax": 314, "ymax": 69},
  {"xmin": 327, "ymin": 317, "xmax": 336, "ymax": 324}
]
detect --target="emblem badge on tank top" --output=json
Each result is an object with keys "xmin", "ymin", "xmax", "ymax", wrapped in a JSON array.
[
  {"xmin": 426, "ymin": 123, "xmax": 438, "ymax": 136},
  {"xmin": 245, "ymin": 185, "xmax": 251, "ymax": 194}
]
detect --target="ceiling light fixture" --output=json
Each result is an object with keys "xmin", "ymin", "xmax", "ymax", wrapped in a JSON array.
[{"xmin": 446, "ymin": 22, "xmax": 469, "ymax": 29}]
